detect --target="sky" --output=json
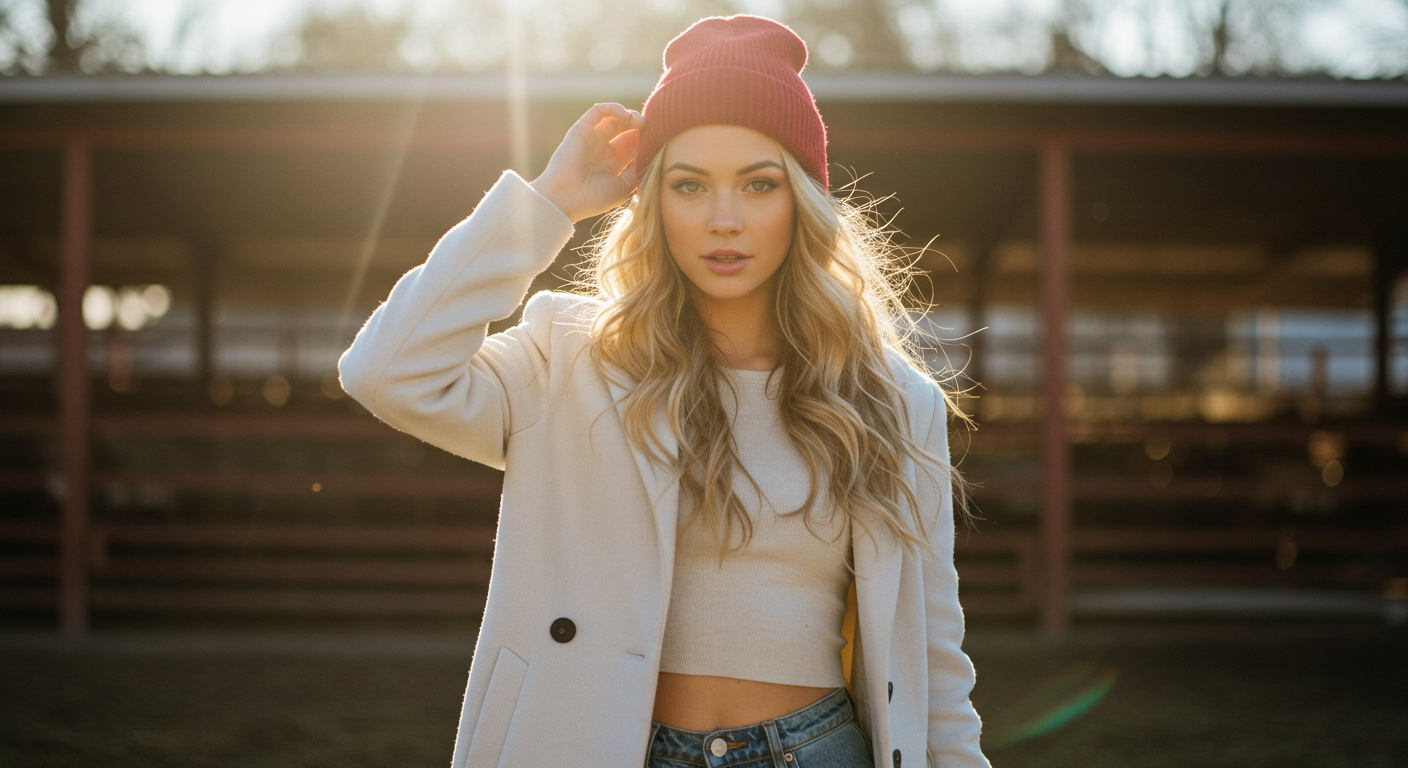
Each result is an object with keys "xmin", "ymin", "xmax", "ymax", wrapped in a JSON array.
[{"xmin": 4, "ymin": 0, "xmax": 1407, "ymax": 76}]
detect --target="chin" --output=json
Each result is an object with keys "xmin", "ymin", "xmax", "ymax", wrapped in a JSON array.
[{"xmin": 691, "ymin": 281, "xmax": 765, "ymax": 303}]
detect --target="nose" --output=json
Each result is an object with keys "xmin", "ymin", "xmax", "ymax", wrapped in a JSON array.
[{"xmin": 707, "ymin": 190, "xmax": 742, "ymax": 237}]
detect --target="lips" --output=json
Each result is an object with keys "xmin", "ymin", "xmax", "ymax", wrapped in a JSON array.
[{"xmin": 703, "ymin": 249, "xmax": 751, "ymax": 276}]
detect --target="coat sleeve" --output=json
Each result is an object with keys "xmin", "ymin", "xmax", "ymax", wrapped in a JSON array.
[
  {"xmin": 337, "ymin": 170, "xmax": 575, "ymax": 470},
  {"xmin": 918, "ymin": 387, "xmax": 991, "ymax": 768}
]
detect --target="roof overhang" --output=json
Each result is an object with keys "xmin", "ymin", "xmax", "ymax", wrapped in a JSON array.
[{"xmin": 1, "ymin": 72, "xmax": 1406, "ymax": 108}]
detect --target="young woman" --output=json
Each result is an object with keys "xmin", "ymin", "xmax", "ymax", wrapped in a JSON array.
[{"xmin": 340, "ymin": 15, "xmax": 988, "ymax": 768}]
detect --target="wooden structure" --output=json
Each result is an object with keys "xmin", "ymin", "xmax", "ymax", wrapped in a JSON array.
[{"xmin": 1, "ymin": 73, "xmax": 1406, "ymax": 636}]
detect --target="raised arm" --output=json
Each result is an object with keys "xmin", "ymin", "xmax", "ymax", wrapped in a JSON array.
[
  {"xmin": 337, "ymin": 103, "xmax": 645, "ymax": 469},
  {"xmin": 337, "ymin": 172, "xmax": 574, "ymax": 468}
]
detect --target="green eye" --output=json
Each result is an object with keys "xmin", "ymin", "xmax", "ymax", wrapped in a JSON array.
[
  {"xmin": 747, "ymin": 179, "xmax": 777, "ymax": 192},
  {"xmin": 676, "ymin": 180, "xmax": 703, "ymax": 193}
]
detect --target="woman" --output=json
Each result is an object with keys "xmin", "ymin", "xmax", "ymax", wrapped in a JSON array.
[{"xmin": 340, "ymin": 14, "xmax": 988, "ymax": 768}]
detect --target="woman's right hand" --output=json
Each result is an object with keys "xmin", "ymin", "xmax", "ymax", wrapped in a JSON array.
[{"xmin": 529, "ymin": 102, "xmax": 645, "ymax": 224}]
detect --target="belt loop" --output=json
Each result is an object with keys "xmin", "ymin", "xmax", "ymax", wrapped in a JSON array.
[{"xmin": 764, "ymin": 721, "xmax": 787, "ymax": 768}]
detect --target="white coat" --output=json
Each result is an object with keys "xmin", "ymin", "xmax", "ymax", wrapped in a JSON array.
[{"xmin": 339, "ymin": 171, "xmax": 989, "ymax": 768}]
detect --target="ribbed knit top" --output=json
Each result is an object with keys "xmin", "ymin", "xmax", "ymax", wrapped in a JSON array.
[{"xmin": 659, "ymin": 368, "xmax": 852, "ymax": 688}]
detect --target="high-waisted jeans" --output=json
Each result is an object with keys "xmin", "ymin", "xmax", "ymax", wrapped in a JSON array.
[{"xmin": 645, "ymin": 687, "xmax": 873, "ymax": 768}]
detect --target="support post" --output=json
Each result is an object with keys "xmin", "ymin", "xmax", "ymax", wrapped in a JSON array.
[
  {"xmin": 194, "ymin": 242, "xmax": 215, "ymax": 386},
  {"xmin": 1373, "ymin": 235, "xmax": 1406, "ymax": 409},
  {"xmin": 1038, "ymin": 139, "xmax": 1073, "ymax": 637},
  {"xmin": 965, "ymin": 242, "xmax": 995, "ymax": 393},
  {"xmin": 58, "ymin": 138, "xmax": 93, "ymax": 636}
]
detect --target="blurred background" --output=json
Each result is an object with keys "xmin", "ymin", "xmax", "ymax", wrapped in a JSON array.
[{"xmin": 1, "ymin": 1, "xmax": 1406, "ymax": 766}]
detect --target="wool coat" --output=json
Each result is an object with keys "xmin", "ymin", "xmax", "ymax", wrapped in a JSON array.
[{"xmin": 338, "ymin": 170, "xmax": 989, "ymax": 768}]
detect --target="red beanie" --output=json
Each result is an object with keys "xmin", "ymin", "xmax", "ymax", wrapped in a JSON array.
[{"xmin": 637, "ymin": 15, "xmax": 829, "ymax": 191}]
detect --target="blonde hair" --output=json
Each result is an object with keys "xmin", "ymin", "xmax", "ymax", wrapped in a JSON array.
[{"xmin": 581, "ymin": 141, "xmax": 968, "ymax": 556}]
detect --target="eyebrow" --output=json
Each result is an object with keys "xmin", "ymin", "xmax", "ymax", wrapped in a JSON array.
[{"xmin": 664, "ymin": 160, "xmax": 785, "ymax": 177}]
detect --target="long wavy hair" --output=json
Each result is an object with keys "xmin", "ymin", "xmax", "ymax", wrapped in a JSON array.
[{"xmin": 582, "ymin": 140, "xmax": 969, "ymax": 556}]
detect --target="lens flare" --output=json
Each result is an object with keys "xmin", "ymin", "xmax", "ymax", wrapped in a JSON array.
[
  {"xmin": 334, "ymin": 83, "xmax": 427, "ymax": 346},
  {"xmin": 989, "ymin": 659, "xmax": 1118, "ymax": 748}
]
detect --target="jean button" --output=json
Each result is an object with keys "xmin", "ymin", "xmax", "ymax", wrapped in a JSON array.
[{"xmin": 710, "ymin": 738, "xmax": 728, "ymax": 757}]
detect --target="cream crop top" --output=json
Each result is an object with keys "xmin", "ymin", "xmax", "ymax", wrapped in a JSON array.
[{"xmin": 658, "ymin": 368, "xmax": 852, "ymax": 688}]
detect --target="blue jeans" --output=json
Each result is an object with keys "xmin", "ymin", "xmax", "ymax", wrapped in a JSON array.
[{"xmin": 646, "ymin": 687, "xmax": 873, "ymax": 768}]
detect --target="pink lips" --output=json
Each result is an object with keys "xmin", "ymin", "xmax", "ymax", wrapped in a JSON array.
[{"xmin": 703, "ymin": 249, "xmax": 751, "ymax": 276}]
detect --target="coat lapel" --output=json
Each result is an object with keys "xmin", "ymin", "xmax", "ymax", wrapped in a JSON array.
[
  {"xmin": 851, "ymin": 511, "xmax": 903, "ymax": 737},
  {"xmin": 604, "ymin": 374, "xmax": 681, "ymax": 589}
]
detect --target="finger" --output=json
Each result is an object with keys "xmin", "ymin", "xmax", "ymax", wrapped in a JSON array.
[
  {"xmin": 604, "ymin": 129, "xmax": 639, "ymax": 175},
  {"xmin": 608, "ymin": 129, "xmax": 639, "ymax": 163},
  {"xmin": 578, "ymin": 102, "xmax": 637, "ymax": 132},
  {"xmin": 603, "ymin": 103, "xmax": 644, "ymax": 130},
  {"xmin": 565, "ymin": 104, "xmax": 613, "ymax": 145},
  {"xmin": 583, "ymin": 128, "xmax": 635, "ymax": 177},
  {"xmin": 591, "ymin": 114, "xmax": 632, "ymax": 143}
]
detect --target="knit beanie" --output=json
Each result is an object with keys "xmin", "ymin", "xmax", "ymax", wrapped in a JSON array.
[{"xmin": 637, "ymin": 15, "xmax": 829, "ymax": 191}]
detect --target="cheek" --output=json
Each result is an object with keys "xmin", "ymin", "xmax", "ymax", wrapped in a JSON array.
[
  {"xmin": 760, "ymin": 198, "xmax": 795, "ymax": 260},
  {"xmin": 659, "ymin": 198, "xmax": 695, "ymax": 263}
]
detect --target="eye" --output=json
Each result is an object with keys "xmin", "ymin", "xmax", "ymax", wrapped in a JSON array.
[
  {"xmin": 672, "ymin": 180, "xmax": 704, "ymax": 194},
  {"xmin": 746, "ymin": 178, "xmax": 779, "ymax": 193}
]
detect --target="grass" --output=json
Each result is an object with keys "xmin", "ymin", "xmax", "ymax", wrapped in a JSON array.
[
  {"xmin": 968, "ymin": 623, "xmax": 1408, "ymax": 768},
  {"xmin": 0, "ymin": 636, "xmax": 468, "ymax": 768},
  {"xmin": 1, "ymin": 622, "xmax": 1404, "ymax": 767}
]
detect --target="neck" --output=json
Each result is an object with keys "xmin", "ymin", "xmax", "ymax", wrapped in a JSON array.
[{"xmin": 691, "ymin": 286, "xmax": 780, "ymax": 371}]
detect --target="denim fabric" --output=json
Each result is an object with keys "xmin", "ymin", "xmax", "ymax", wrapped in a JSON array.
[{"xmin": 646, "ymin": 687, "xmax": 872, "ymax": 768}]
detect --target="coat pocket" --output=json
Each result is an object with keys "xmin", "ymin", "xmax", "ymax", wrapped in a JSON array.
[{"xmin": 464, "ymin": 646, "xmax": 529, "ymax": 768}]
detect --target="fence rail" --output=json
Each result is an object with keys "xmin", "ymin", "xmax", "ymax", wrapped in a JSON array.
[
  {"xmin": 3, "ymin": 411, "xmax": 1407, "ymax": 623},
  {"xmin": 3, "ymin": 522, "xmax": 1402, "ymax": 618}
]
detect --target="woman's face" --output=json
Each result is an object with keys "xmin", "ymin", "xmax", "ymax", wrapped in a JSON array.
[{"xmin": 659, "ymin": 125, "xmax": 795, "ymax": 308}]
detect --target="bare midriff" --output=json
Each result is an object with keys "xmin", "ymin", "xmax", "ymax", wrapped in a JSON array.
[{"xmin": 651, "ymin": 672, "xmax": 837, "ymax": 731}]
